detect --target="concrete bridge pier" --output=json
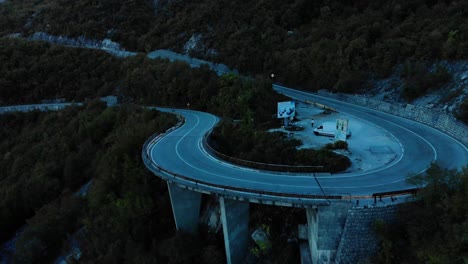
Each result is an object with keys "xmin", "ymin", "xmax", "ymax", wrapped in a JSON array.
[
  {"xmin": 220, "ymin": 197, "xmax": 250, "ymax": 264},
  {"xmin": 306, "ymin": 208, "xmax": 319, "ymax": 264},
  {"xmin": 167, "ymin": 183, "xmax": 202, "ymax": 234}
]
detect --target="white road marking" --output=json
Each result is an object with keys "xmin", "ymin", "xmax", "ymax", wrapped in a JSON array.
[
  {"xmin": 276, "ymin": 87, "xmax": 439, "ymax": 176},
  {"xmin": 148, "ymin": 92, "xmax": 466, "ymax": 192},
  {"xmin": 153, "ymin": 111, "xmax": 311, "ymax": 189}
]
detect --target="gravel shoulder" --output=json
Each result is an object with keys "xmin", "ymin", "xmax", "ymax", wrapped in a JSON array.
[{"xmin": 270, "ymin": 102, "xmax": 403, "ymax": 173}]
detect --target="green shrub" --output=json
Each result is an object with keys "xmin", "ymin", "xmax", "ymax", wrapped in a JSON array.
[
  {"xmin": 325, "ymin": 140, "xmax": 348, "ymax": 150},
  {"xmin": 3, "ymin": 0, "xmax": 467, "ymax": 95},
  {"xmin": 210, "ymin": 121, "xmax": 351, "ymax": 172}
]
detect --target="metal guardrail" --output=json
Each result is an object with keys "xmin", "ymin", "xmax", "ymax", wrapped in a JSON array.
[
  {"xmin": 201, "ymin": 131, "xmax": 325, "ymax": 173},
  {"xmin": 372, "ymin": 188, "xmax": 419, "ymax": 198},
  {"xmin": 304, "ymin": 100, "xmax": 337, "ymax": 112},
  {"xmin": 142, "ymin": 116, "xmax": 351, "ymax": 204},
  {"xmin": 371, "ymin": 188, "xmax": 419, "ymax": 204}
]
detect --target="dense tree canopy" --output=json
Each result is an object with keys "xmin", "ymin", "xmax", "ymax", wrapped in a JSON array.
[
  {"xmin": 0, "ymin": 38, "xmax": 120, "ymax": 104},
  {"xmin": 0, "ymin": 102, "xmax": 181, "ymax": 262},
  {"xmin": 0, "ymin": 38, "xmax": 350, "ymax": 172},
  {"xmin": 1, "ymin": 0, "xmax": 466, "ymax": 95},
  {"xmin": 374, "ymin": 164, "xmax": 468, "ymax": 263},
  {"xmin": 1, "ymin": 1, "xmax": 465, "ymax": 258},
  {"xmin": 0, "ymin": 39, "xmax": 350, "ymax": 262}
]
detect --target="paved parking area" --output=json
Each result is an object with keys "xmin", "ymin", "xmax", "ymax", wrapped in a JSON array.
[{"xmin": 270, "ymin": 102, "xmax": 403, "ymax": 173}]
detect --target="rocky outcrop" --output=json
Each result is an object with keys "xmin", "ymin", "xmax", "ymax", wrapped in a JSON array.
[
  {"xmin": 26, "ymin": 32, "xmax": 137, "ymax": 57},
  {"xmin": 369, "ymin": 61, "xmax": 468, "ymax": 115}
]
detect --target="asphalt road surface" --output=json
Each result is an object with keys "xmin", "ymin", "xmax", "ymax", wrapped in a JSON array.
[
  {"xmin": 1, "ymin": 97, "xmax": 466, "ymax": 198},
  {"xmin": 148, "ymin": 87, "xmax": 468, "ymax": 197}
]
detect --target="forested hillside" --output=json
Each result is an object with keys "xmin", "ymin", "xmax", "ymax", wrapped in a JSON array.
[
  {"xmin": 1, "ymin": 0, "xmax": 467, "ymax": 92},
  {"xmin": 0, "ymin": 39, "xmax": 345, "ymax": 262},
  {"xmin": 1, "ymin": 1, "xmax": 467, "ymax": 261},
  {"xmin": 0, "ymin": 38, "xmax": 351, "ymax": 171},
  {"xmin": 373, "ymin": 164, "xmax": 468, "ymax": 263},
  {"xmin": 0, "ymin": 102, "xmax": 183, "ymax": 262}
]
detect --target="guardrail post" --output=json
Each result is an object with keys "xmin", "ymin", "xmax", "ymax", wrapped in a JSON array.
[
  {"xmin": 167, "ymin": 183, "xmax": 202, "ymax": 234},
  {"xmin": 219, "ymin": 197, "xmax": 250, "ymax": 264}
]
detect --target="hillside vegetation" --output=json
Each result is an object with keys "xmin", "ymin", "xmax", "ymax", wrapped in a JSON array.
[
  {"xmin": 374, "ymin": 164, "xmax": 468, "ymax": 263},
  {"xmin": 0, "ymin": 39, "xmax": 351, "ymax": 261},
  {"xmin": 0, "ymin": 102, "xmax": 183, "ymax": 262},
  {"xmin": 1, "ymin": 1, "xmax": 466, "ymax": 260},
  {"xmin": 1, "ymin": 0, "xmax": 467, "ymax": 93},
  {"xmin": 0, "ymin": 38, "xmax": 351, "ymax": 172}
]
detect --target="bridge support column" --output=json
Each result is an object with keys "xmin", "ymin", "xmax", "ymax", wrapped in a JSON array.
[
  {"xmin": 219, "ymin": 197, "xmax": 250, "ymax": 264},
  {"xmin": 306, "ymin": 208, "xmax": 319, "ymax": 264},
  {"xmin": 167, "ymin": 183, "xmax": 202, "ymax": 234}
]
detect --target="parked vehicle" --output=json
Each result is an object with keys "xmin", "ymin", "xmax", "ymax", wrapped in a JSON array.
[{"xmin": 313, "ymin": 122, "xmax": 352, "ymax": 138}]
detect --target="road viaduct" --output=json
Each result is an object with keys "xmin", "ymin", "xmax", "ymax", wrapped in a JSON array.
[
  {"xmin": 1, "ymin": 44, "xmax": 466, "ymax": 262},
  {"xmin": 141, "ymin": 87, "xmax": 468, "ymax": 264},
  {"xmin": 1, "ymin": 88, "xmax": 466, "ymax": 263}
]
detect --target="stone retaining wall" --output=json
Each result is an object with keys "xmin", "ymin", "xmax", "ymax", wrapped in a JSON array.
[
  {"xmin": 320, "ymin": 92, "xmax": 468, "ymax": 147},
  {"xmin": 335, "ymin": 205, "xmax": 397, "ymax": 264}
]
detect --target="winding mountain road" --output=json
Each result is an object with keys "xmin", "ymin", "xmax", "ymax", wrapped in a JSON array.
[
  {"xmin": 145, "ymin": 86, "xmax": 468, "ymax": 198},
  {"xmin": 5, "ymin": 35, "xmax": 464, "ymax": 198},
  {"xmin": 1, "ymin": 36, "xmax": 465, "ymax": 198},
  {"xmin": 1, "ymin": 92, "xmax": 465, "ymax": 200}
]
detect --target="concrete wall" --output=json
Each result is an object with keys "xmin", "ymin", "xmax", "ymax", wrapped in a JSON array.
[
  {"xmin": 219, "ymin": 197, "xmax": 250, "ymax": 264},
  {"xmin": 322, "ymin": 92, "xmax": 468, "ymax": 146},
  {"xmin": 335, "ymin": 205, "xmax": 397, "ymax": 264}
]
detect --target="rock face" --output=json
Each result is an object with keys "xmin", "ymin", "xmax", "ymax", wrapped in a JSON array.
[
  {"xmin": 368, "ymin": 61, "xmax": 468, "ymax": 115},
  {"xmin": 24, "ymin": 32, "xmax": 137, "ymax": 57},
  {"xmin": 335, "ymin": 205, "xmax": 397, "ymax": 264},
  {"xmin": 29, "ymin": 32, "xmax": 115, "ymax": 49},
  {"xmin": 184, "ymin": 34, "xmax": 203, "ymax": 54}
]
